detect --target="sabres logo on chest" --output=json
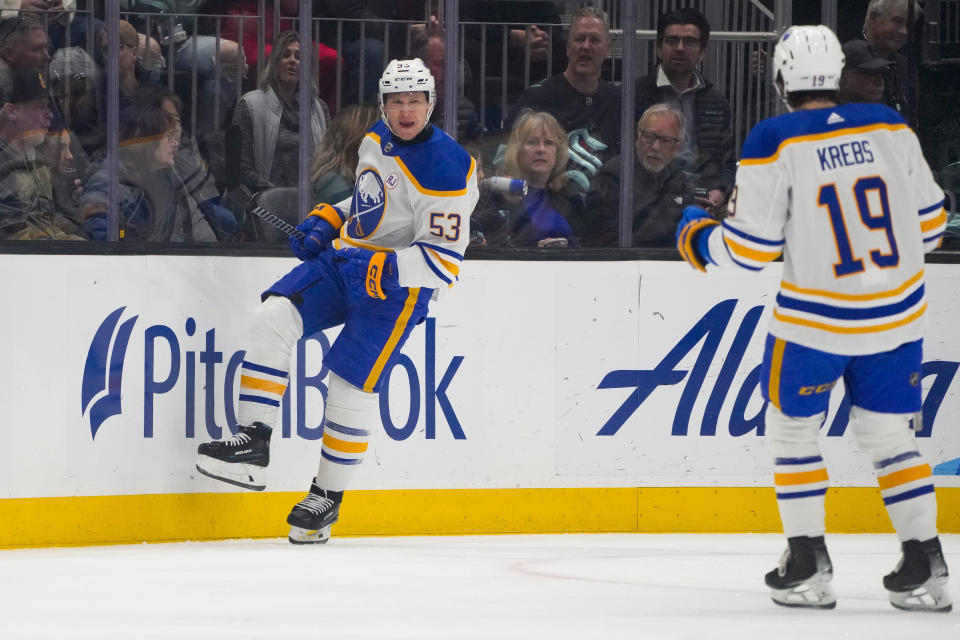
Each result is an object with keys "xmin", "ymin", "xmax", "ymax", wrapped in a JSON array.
[{"xmin": 348, "ymin": 168, "xmax": 387, "ymax": 238}]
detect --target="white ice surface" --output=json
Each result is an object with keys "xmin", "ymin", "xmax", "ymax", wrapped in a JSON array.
[{"xmin": 1, "ymin": 533, "xmax": 958, "ymax": 639}]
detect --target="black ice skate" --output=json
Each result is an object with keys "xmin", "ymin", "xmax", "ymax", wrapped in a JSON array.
[
  {"xmin": 195, "ymin": 423, "xmax": 271, "ymax": 491},
  {"xmin": 765, "ymin": 536, "xmax": 837, "ymax": 609},
  {"xmin": 287, "ymin": 482, "xmax": 343, "ymax": 545},
  {"xmin": 884, "ymin": 537, "xmax": 952, "ymax": 612}
]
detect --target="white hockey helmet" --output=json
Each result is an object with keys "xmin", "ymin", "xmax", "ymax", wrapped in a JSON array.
[
  {"xmin": 772, "ymin": 25, "xmax": 844, "ymax": 106},
  {"xmin": 378, "ymin": 58, "xmax": 436, "ymax": 134}
]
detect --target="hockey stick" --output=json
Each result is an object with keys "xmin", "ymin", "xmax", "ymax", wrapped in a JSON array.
[{"xmin": 247, "ymin": 203, "xmax": 305, "ymax": 239}]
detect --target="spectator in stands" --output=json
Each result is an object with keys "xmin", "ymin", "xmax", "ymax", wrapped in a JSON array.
[
  {"xmin": 119, "ymin": 1, "xmax": 246, "ymax": 135},
  {"xmin": 0, "ymin": 69, "xmax": 84, "ymax": 240},
  {"xmin": 634, "ymin": 8, "xmax": 735, "ymax": 214},
  {"xmin": 81, "ymin": 100, "xmax": 223, "ymax": 241},
  {"xmin": 473, "ymin": 110, "xmax": 584, "ymax": 248},
  {"xmin": 586, "ymin": 104, "xmax": 693, "ymax": 248},
  {"xmin": 0, "ymin": 12, "xmax": 51, "ymax": 73},
  {"xmin": 839, "ymin": 39, "xmax": 893, "ymax": 104},
  {"xmin": 409, "ymin": 23, "xmax": 481, "ymax": 141},
  {"xmin": 861, "ymin": 0, "xmax": 918, "ymax": 126},
  {"xmin": 37, "ymin": 0, "xmax": 104, "ymax": 54},
  {"xmin": 41, "ymin": 122, "xmax": 87, "ymax": 237},
  {"xmin": 204, "ymin": 0, "xmax": 341, "ymax": 107},
  {"xmin": 310, "ymin": 102, "xmax": 378, "ymax": 205},
  {"xmin": 231, "ymin": 29, "xmax": 330, "ymax": 196},
  {"xmin": 130, "ymin": 84, "xmax": 237, "ymax": 237},
  {"xmin": 96, "ymin": 20, "xmax": 143, "ymax": 104},
  {"xmin": 49, "ymin": 46, "xmax": 101, "ymax": 159},
  {"xmin": 504, "ymin": 6, "xmax": 621, "ymax": 193}
]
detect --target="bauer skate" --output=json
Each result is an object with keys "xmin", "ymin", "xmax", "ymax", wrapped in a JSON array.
[
  {"xmin": 765, "ymin": 536, "xmax": 837, "ymax": 609},
  {"xmin": 196, "ymin": 423, "xmax": 271, "ymax": 491},
  {"xmin": 287, "ymin": 482, "xmax": 343, "ymax": 545},
  {"xmin": 884, "ymin": 538, "xmax": 952, "ymax": 612}
]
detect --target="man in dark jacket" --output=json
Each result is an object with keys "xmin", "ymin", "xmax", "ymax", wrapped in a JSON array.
[
  {"xmin": 586, "ymin": 104, "xmax": 692, "ymax": 247},
  {"xmin": 634, "ymin": 8, "xmax": 734, "ymax": 213}
]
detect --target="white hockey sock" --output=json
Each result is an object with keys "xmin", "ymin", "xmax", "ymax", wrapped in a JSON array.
[
  {"xmin": 849, "ymin": 406, "xmax": 938, "ymax": 542},
  {"xmin": 237, "ymin": 296, "xmax": 304, "ymax": 428},
  {"xmin": 766, "ymin": 405, "xmax": 829, "ymax": 538},
  {"xmin": 314, "ymin": 372, "xmax": 379, "ymax": 492}
]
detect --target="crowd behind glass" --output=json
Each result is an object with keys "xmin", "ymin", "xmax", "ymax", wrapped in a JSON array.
[{"xmin": 0, "ymin": 0, "xmax": 956, "ymax": 251}]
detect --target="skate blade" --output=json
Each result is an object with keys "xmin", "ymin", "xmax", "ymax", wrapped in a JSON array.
[
  {"xmin": 889, "ymin": 578, "xmax": 953, "ymax": 612},
  {"xmin": 288, "ymin": 525, "xmax": 331, "ymax": 545},
  {"xmin": 196, "ymin": 456, "xmax": 266, "ymax": 491},
  {"xmin": 770, "ymin": 579, "xmax": 837, "ymax": 609}
]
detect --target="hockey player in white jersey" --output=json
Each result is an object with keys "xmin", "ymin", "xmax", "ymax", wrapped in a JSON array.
[
  {"xmin": 676, "ymin": 25, "xmax": 950, "ymax": 612},
  {"xmin": 196, "ymin": 58, "xmax": 479, "ymax": 543}
]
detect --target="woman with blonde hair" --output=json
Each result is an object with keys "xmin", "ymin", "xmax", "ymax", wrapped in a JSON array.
[
  {"xmin": 474, "ymin": 110, "xmax": 584, "ymax": 247},
  {"xmin": 310, "ymin": 103, "xmax": 380, "ymax": 205}
]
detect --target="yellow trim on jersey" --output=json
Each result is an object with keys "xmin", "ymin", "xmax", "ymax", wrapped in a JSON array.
[
  {"xmin": 775, "ymin": 468, "xmax": 829, "ymax": 486},
  {"xmin": 877, "ymin": 464, "xmax": 931, "ymax": 490},
  {"xmin": 740, "ymin": 122, "xmax": 910, "ymax": 166},
  {"xmin": 239, "ymin": 375, "xmax": 286, "ymax": 395},
  {"xmin": 363, "ymin": 288, "xmax": 421, "ymax": 392},
  {"xmin": 394, "ymin": 156, "xmax": 475, "ymax": 197},
  {"xmin": 366, "ymin": 131, "xmax": 381, "ymax": 144},
  {"xmin": 768, "ymin": 338, "xmax": 786, "ymax": 409},
  {"xmin": 773, "ymin": 303, "xmax": 927, "ymax": 334},
  {"xmin": 920, "ymin": 209, "xmax": 947, "ymax": 232},
  {"xmin": 780, "ymin": 269, "xmax": 924, "ymax": 302},
  {"xmin": 427, "ymin": 247, "xmax": 461, "ymax": 277},
  {"xmin": 723, "ymin": 236, "xmax": 783, "ymax": 262}
]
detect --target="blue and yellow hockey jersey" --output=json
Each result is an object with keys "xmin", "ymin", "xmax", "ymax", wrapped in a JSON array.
[{"xmin": 332, "ymin": 120, "xmax": 478, "ymax": 290}]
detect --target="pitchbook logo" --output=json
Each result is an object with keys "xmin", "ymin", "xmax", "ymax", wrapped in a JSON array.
[{"xmin": 81, "ymin": 306, "xmax": 138, "ymax": 439}]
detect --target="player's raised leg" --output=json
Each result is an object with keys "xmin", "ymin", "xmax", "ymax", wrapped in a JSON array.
[{"xmin": 196, "ymin": 295, "xmax": 303, "ymax": 490}]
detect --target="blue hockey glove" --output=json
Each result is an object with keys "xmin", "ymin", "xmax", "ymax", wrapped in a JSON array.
[
  {"xmin": 289, "ymin": 203, "xmax": 344, "ymax": 261},
  {"xmin": 675, "ymin": 205, "xmax": 719, "ymax": 273},
  {"xmin": 339, "ymin": 247, "xmax": 401, "ymax": 300}
]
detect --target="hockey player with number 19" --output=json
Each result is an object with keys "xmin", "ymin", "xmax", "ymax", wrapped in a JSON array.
[
  {"xmin": 195, "ymin": 58, "xmax": 479, "ymax": 544},
  {"xmin": 676, "ymin": 26, "xmax": 950, "ymax": 612}
]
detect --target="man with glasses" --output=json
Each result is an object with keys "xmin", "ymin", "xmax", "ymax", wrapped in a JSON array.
[
  {"xmin": 634, "ymin": 8, "xmax": 734, "ymax": 215},
  {"xmin": 587, "ymin": 104, "xmax": 691, "ymax": 247}
]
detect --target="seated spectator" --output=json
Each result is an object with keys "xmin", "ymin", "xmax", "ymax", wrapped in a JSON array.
[
  {"xmin": 41, "ymin": 122, "xmax": 87, "ymax": 237},
  {"xmin": 861, "ymin": 0, "xmax": 918, "ymax": 126},
  {"xmin": 81, "ymin": 101, "xmax": 223, "ymax": 241},
  {"xmin": 504, "ymin": 6, "xmax": 620, "ymax": 191},
  {"xmin": 634, "ymin": 8, "xmax": 735, "ymax": 213},
  {"xmin": 839, "ymin": 39, "xmax": 893, "ymax": 104},
  {"xmin": 96, "ymin": 20, "xmax": 158, "ymax": 107},
  {"xmin": 586, "ymin": 104, "xmax": 693, "ymax": 248},
  {"xmin": 49, "ymin": 46, "xmax": 101, "ymax": 160},
  {"xmin": 473, "ymin": 110, "xmax": 584, "ymax": 248},
  {"xmin": 310, "ymin": 102, "xmax": 378, "ymax": 205},
  {"xmin": 0, "ymin": 12, "xmax": 51, "ymax": 73},
  {"xmin": 119, "ymin": 1, "xmax": 246, "ymax": 134},
  {"xmin": 230, "ymin": 29, "xmax": 330, "ymax": 194},
  {"xmin": 409, "ymin": 23, "xmax": 481, "ymax": 141},
  {"xmin": 0, "ymin": 69, "xmax": 84, "ymax": 240},
  {"xmin": 129, "ymin": 84, "xmax": 237, "ymax": 237}
]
